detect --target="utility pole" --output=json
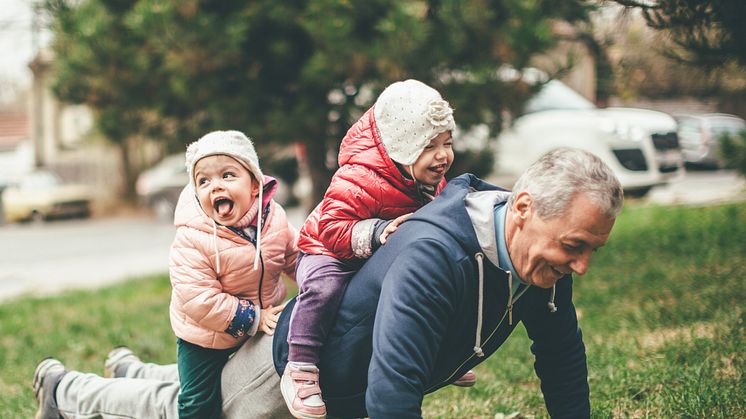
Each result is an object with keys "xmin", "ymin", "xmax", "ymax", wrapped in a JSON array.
[{"xmin": 30, "ymin": 0, "xmax": 44, "ymax": 168}]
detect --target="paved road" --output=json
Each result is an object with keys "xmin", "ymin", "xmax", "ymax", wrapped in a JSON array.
[
  {"xmin": 0, "ymin": 217, "xmax": 175, "ymax": 301},
  {"xmin": 0, "ymin": 171, "xmax": 742, "ymax": 302},
  {"xmin": 645, "ymin": 169, "xmax": 746, "ymax": 206},
  {"xmin": 0, "ymin": 207, "xmax": 308, "ymax": 302}
]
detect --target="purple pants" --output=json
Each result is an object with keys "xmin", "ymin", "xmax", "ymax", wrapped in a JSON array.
[{"xmin": 287, "ymin": 252, "xmax": 364, "ymax": 364}]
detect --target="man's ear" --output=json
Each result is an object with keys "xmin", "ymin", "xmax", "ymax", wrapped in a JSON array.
[{"xmin": 512, "ymin": 191, "xmax": 533, "ymax": 227}]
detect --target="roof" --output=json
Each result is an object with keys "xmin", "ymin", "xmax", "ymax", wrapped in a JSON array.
[{"xmin": 0, "ymin": 113, "xmax": 29, "ymax": 151}]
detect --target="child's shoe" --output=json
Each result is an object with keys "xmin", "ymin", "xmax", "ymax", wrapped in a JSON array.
[
  {"xmin": 33, "ymin": 357, "xmax": 67, "ymax": 419},
  {"xmin": 280, "ymin": 363, "xmax": 326, "ymax": 419},
  {"xmin": 104, "ymin": 346, "xmax": 141, "ymax": 378},
  {"xmin": 452, "ymin": 369, "xmax": 477, "ymax": 387}
]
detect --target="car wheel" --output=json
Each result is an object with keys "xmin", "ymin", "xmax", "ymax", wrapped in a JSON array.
[
  {"xmin": 80, "ymin": 205, "xmax": 91, "ymax": 219},
  {"xmin": 31, "ymin": 210, "xmax": 45, "ymax": 223},
  {"xmin": 624, "ymin": 187, "xmax": 652, "ymax": 198},
  {"xmin": 153, "ymin": 196, "xmax": 175, "ymax": 222}
]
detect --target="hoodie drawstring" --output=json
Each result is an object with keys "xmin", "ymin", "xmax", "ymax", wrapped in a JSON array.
[
  {"xmin": 507, "ymin": 271, "xmax": 513, "ymax": 325},
  {"xmin": 473, "ymin": 253, "xmax": 485, "ymax": 358},
  {"xmin": 211, "ymin": 219, "xmax": 221, "ymax": 275},
  {"xmin": 548, "ymin": 284, "xmax": 557, "ymax": 312}
]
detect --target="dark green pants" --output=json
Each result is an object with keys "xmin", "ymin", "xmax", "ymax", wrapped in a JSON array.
[{"xmin": 176, "ymin": 338, "xmax": 238, "ymax": 419}]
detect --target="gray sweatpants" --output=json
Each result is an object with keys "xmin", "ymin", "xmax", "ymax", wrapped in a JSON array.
[{"xmin": 55, "ymin": 333, "xmax": 291, "ymax": 419}]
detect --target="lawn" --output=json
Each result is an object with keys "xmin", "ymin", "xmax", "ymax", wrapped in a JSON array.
[{"xmin": 1, "ymin": 202, "xmax": 744, "ymax": 418}]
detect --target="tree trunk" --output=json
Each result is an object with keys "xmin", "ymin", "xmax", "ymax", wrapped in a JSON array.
[
  {"xmin": 118, "ymin": 139, "xmax": 137, "ymax": 203},
  {"xmin": 304, "ymin": 137, "xmax": 335, "ymax": 210}
]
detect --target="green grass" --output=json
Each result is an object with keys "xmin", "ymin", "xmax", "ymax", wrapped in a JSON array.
[{"xmin": 2, "ymin": 203, "xmax": 745, "ymax": 418}]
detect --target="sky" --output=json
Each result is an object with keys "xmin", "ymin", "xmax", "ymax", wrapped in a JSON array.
[{"xmin": 0, "ymin": 0, "xmax": 52, "ymax": 102}]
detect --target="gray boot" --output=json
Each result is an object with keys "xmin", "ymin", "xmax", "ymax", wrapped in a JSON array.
[
  {"xmin": 32, "ymin": 358, "xmax": 67, "ymax": 419},
  {"xmin": 104, "ymin": 346, "xmax": 142, "ymax": 378}
]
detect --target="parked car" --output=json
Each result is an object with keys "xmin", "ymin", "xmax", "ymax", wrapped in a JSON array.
[
  {"xmin": 1, "ymin": 169, "xmax": 92, "ymax": 223},
  {"xmin": 136, "ymin": 150, "xmax": 300, "ymax": 221},
  {"xmin": 0, "ymin": 176, "xmax": 9, "ymax": 224},
  {"xmin": 674, "ymin": 113, "xmax": 746, "ymax": 169},
  {"xmin": 136, "ymin": 154, "xmax": 189, "ymax": 221},
  {"xmin": 490, "ymin": 79, "xmax": 684, "ymax": 197}
]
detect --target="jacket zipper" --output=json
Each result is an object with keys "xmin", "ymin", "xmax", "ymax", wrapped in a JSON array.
[
  {"xmin": 257, "ymin": 251, "xmax": 264, "ymax": 308},
  {"xmin": 429, "ymin": 279, "xmax": 529, "ymax": 391},
  {"xmin": 428, "ymin": 306, "xmax": 510, "ymax": 391}
]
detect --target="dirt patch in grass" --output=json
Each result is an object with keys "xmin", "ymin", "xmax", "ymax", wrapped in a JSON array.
[
  {"xmin": 612, "ymin": 403, "xmax": 662, "ymax": 419},
  {"xmin": 715, "ymin": 354, "xmax": 740, "ymax": 380},
  {"xmin": 635, "ymin": 322, "xmax": 716, "ymax": 351}
]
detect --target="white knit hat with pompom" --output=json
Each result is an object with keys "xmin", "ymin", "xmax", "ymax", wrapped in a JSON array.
[{"xmin": 373, "ymin": 79, "xmax": 456, "ymax": 166}]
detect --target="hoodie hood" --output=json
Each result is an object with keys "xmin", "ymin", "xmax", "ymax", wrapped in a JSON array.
[
  {"xmin": 463, "ymin": 189, "xmax": 512, "ymax": 267},
  {"xmin": 463, "ymin": 176, "xmax": 558, "ymax": 313},
  {"xmin": 407, "ymin": 173, "xmax": 507, "ymax": 251}
]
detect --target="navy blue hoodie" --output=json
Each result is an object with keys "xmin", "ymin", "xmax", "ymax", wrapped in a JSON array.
[{"xmin": 274, "ymin": 174, "xmax": 590, "ymax": 418}]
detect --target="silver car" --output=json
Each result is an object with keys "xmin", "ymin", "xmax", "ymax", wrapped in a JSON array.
[
  {"xmin": 675, "ymin": 113, "xmax": 746, "ymax": 169},
  {"xmin": 490, "ymin": 79, "xmax": 684, "ymax": 197},
  {"xmin": 136, "ymin": 154, "xmax": 189, "ymax": 221}
]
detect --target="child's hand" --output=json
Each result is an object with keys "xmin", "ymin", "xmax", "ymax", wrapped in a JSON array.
[
  {"xmin": 380, "ymin": 213, "xmax": 412, "ymax": 245},
  {"xmin": 259, "ymin": 303, "xmax": 286, "ymax": 336}
]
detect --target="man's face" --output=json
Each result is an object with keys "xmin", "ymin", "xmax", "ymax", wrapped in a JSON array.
[{"xmin": 507, "ymin": 192, "xmax": 616, "ymax": 288}]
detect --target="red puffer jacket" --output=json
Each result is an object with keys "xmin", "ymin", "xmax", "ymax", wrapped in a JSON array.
[{"xmin": 298, "ymin": 107, "xmax": 447, "ymax": 259}]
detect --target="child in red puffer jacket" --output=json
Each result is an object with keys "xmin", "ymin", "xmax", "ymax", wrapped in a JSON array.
[{"xmin": 281, "ymin": 80, "xmax": 474, "ymax": 419}]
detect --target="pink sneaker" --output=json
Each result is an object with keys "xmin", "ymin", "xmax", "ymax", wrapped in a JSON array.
[
  {"xmin": 280, "ymin": 363, "xmax": 327, "ymax": 419},
  {"xmin": 452, "ymin": 369, "xmax": 477, "ymax": 387}
]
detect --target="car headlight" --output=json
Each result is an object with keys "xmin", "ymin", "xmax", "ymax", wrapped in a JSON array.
[{"xmin": 599, "ymin": 119, "xmax": 646, "ymax": 142}]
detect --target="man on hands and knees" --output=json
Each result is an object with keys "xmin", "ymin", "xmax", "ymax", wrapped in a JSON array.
[
  {"xmin": 274, "ymin": 147, "xmax": 623, "ymax": 418},
  {"xmin": 34, "ymin": 148, "xmax": 622, "ymax": 419}
]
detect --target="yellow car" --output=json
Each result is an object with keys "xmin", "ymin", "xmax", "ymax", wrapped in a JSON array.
[{"xmin": 1, "ymin": 170, "xmax": 91, "ymax": 223}]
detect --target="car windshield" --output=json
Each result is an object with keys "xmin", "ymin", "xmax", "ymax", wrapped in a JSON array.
[
  {"xmin": 523, "ymin": 80, "xmax": 596, "ymax": 115},
  {"xmin": 20, "ymin": 171, "xmax": 62, "ymax": 189}
]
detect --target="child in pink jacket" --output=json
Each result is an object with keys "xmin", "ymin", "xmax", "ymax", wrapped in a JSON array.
[{"xmin": 169, "ymin": 130, "xmax": 298, "ymax": 419}]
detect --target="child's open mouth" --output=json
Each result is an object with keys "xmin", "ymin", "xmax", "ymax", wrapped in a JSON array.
[{"xmin": 213, "ymin": 198, "xmax": 234, "ymax": 217}]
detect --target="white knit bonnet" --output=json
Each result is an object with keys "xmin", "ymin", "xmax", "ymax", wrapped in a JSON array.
[
  {"xmin": 184, "ymin": 130, "xmax": 265, "ymax": 271},
  {"xmin": 185, "ymin": 130, "xmax": 264, "ymax": 187},
  {"xmin": 373, "ymin": 79, "xmax": 456, "ymax": 166}
]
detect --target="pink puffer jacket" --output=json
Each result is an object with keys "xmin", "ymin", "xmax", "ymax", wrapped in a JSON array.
[{"xmin": 169, "ymin": 183, "xmax": 298, "ymax": 349}]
